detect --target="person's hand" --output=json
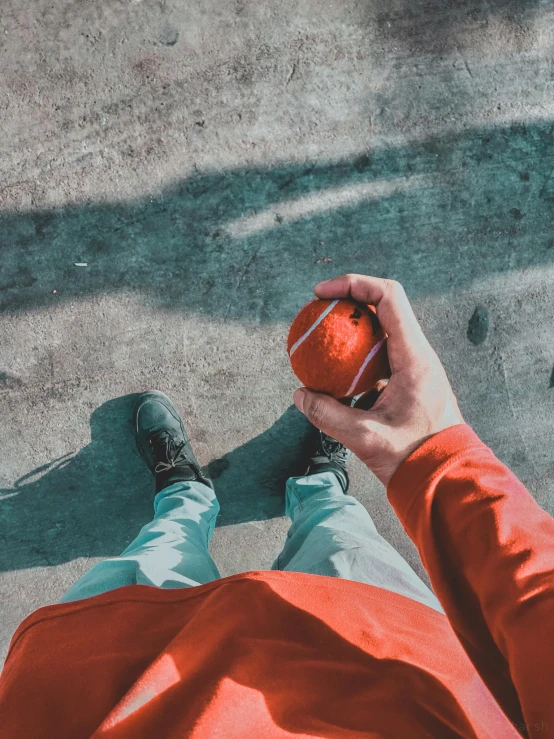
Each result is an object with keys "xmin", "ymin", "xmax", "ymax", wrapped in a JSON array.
[{"xmin": 293, "ymin": 274, "xmax": 465, "ymax": 488}]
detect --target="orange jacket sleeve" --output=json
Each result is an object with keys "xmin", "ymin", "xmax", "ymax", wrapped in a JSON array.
[{"xmin": 387, "ymin": 424, "xmax": 554, "ymax": 737}]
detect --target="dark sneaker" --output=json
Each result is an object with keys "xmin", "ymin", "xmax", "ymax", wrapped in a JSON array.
[
  {"xmin": 133, "ymin": 390, "xmax": 213, "ymax": 493},
  {"xmin": 304, "ymin": 428, "xmax": 352, "ymax": 493}
]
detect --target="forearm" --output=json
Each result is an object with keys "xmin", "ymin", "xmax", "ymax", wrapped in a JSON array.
[{"xmin": 387, "ymin": 424, "xmax": 554, "ymax": 732}]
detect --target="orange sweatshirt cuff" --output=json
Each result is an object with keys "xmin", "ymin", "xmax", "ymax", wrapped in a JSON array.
[{"xmin": 386, "ymin": 423, "xmax": 487, "ymax": 524}]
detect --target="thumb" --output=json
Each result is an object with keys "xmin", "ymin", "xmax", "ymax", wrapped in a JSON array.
[{"xmin": 294, "ymin": 388, "xmax": 367, "ymax": 450}]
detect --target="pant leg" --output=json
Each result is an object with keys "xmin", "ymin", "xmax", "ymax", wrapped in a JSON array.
[
  {"xmin": 61, "ymin": 480, "xmax": 221, "ymax": 603},
  {"xmin": 272, "ymin": 471, "xmax": 444, "ymax": 614}
]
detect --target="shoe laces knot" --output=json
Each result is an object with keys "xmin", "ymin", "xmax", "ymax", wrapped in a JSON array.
[
  {"xmin": 150, "ymin": 430, "xmax": 188, "ymax": 474},
  {"xmin": 321, "ymin": 434, "xmax": 350, "ymax": 466}
]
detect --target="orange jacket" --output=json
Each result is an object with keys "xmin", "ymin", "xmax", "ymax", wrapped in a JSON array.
[{"xmin": 1, "ymin": 424, "xmax": 553, "ymax": 737}]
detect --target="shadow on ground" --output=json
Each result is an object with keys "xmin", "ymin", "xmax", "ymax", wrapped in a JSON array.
[
  {"xmin": 207, "ymin": 404, "xmax": 313, "ymax": 525},
  {"xmin": 363, "ymin": 0, "xmax": 541, "ymax": 54},
  {"xmin": 1, "ymin": 121, "xmax": 553, "ymax": 325},
  {"xmin": 1, "ymin": 120, "xmax": 554, "ymax": 572},
  {"xmin": 0, "ymin": 395, "xmax": 313, "ymax": 572}
]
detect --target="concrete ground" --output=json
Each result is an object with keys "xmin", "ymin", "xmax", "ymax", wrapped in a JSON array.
[{"xmin": 1, "ymin": 0, "xmax": 554, "ymax": 663}]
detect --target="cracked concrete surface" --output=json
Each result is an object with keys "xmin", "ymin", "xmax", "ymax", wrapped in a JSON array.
[{"xmin": 1, "ymin": 0, "xmax": 554, "ymax": 663}]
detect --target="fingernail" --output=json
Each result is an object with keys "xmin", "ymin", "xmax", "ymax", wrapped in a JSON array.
[{"xmin": 294, "ymin": 388, "xmax": 306, "ymax": 413}]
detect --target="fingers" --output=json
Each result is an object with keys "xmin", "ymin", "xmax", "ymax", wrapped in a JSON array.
[
  {"xmin": 314, "ymin": 274, "xmax": 432, "ymax": 371},
  {"xmin": 294, "ymin": 388, "xmax": 369, "ymax": 451}
]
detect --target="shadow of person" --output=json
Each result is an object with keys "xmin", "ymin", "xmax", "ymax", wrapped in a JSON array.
[
  {"xmin": 0, "ymin": 397, "xmax": 313, "ymax": 572},
  {"xmin": 0, "ymin": 394, "xmax": 152, "ymax": 573},
  {"xmin": 205, "ymin": 404, "xmax": 313, "ymax": 526}
]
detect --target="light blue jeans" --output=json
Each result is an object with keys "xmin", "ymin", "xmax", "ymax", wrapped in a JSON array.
[{"xmin": 61, "ymin": 471, "xmax": 443, "ymax": 613}]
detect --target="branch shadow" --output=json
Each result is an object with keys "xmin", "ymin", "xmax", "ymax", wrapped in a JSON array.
[{"xmin": 1, "ymin": 121, "xmax": 553, "ymax": 326}]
